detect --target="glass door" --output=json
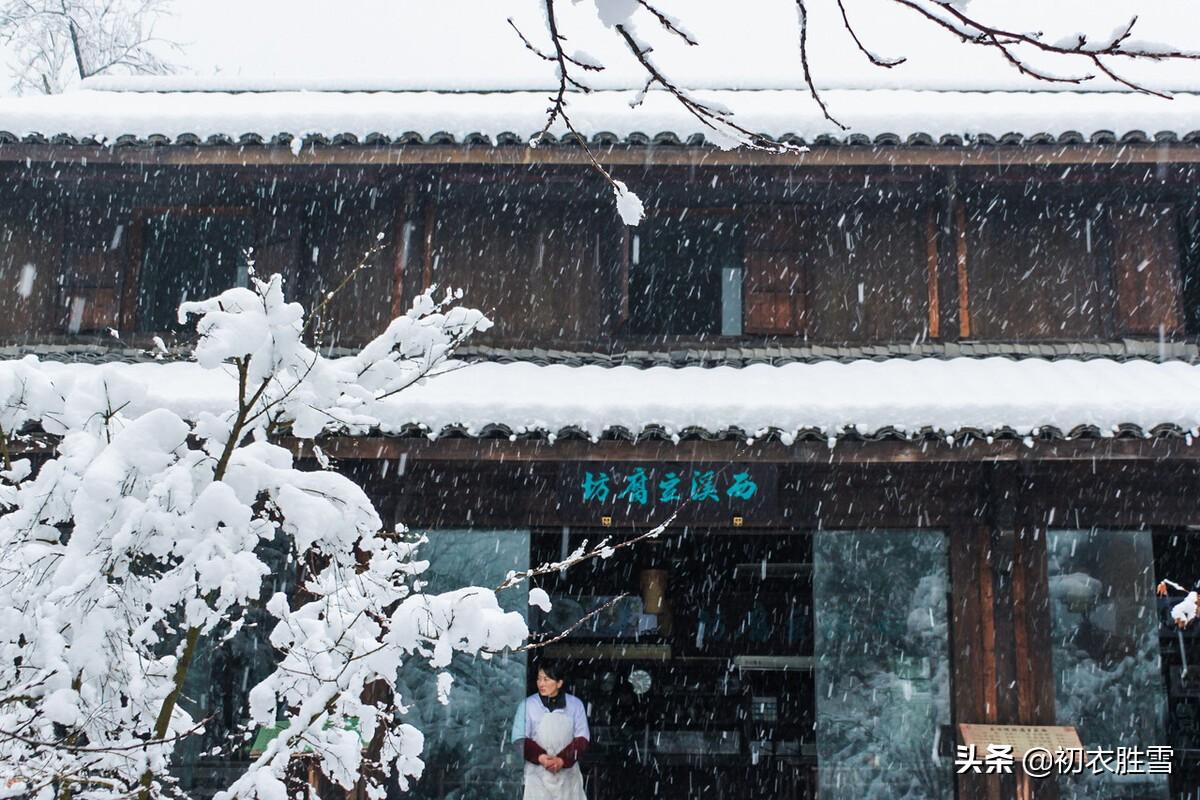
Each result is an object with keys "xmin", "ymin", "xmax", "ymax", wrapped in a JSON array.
[{"xmin": 812, "ymin": 530, "xmax": 953, "ymax": 800}]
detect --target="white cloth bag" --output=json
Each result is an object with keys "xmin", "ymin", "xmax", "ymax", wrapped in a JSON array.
[{"xmin": 522, "ymin": 709, "xmax": 586, "ymax": 800}]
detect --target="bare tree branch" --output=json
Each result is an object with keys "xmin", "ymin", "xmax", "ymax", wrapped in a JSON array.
[
  {"xmin": 515, "ymin": 593, "xmax": 630, "ymax": 652},
  {"xmin": 614, "ymin": 21, "xmax": 800, "ymax": 147},
  {"xmin": 521, "ymin": 0, "xmax": 1200, "ymax": 148},
  {"xmin": 791, "ymin": 0, "xmax": 842, "ymax": 129},
  {"xmin": 888, "ymin": 1, "xmax": 1200, "ymax": 99},
  {"xmin": 0, "ymin": 0, "xmax": 176, "ymax": 94},
  {"xmin": 635, "ymin": 0, "xmax": 697, "ymax": 46},
  {"xmin": 835, "ymin": 0, "xmax": 904, "ymax": 68},
  {"xmin": 496, "ymin": 512, "xmax": 676, "ymax": 593}
]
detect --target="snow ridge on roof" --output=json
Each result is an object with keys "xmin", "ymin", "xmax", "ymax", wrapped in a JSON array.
[
  {"xmin": 18, "ymin": 356, "xmax": 1200, "ymax": 446},
  {"xmin": 2, "ymin": 88, "xmax": 1200, "ymax": 148}
]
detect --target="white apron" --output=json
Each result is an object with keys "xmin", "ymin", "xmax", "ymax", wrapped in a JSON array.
[{"xmin": 523, "ymin": 709, "xmax": 586, "ymax": 800}]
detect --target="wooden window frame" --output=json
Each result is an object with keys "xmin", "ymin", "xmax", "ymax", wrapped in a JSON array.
[{"xmin": 119, "ymin": 205, "xmax": 255, "ymax": 334}]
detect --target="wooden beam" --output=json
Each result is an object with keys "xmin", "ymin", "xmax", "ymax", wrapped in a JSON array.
[
  {"xmin": 284, "ymin": 435, "xmax": 1200, "ymax": 464},
  {"xmin": 390, "ymin": 187, "xmax": 412, "ymax": 320},
  {"xmin": 13, "ymin": 431, "xmax": 1197, "ymax": 466},
  {"xmin": 3, "ymin": 142, "xmax": 1200, "ymax": 168},
  {"xmin": 420, "ymin": 200, "xmax": 436, "ymax": 291},
  {"xmin": 955, "ymin": 201, "xmax": 972, "ymax": 338},
  {"xmin": 978, "ymin": 529, "xmax": 1000, "ymax": 724},
  {"xmin": 925, "ymin": 204, "xmax": 941, "ymax": 339}
]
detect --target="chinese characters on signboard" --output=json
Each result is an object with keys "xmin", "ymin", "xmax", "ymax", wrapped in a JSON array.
[{"xmin": 559, "ymin": 463, "xmax": 777, "ymax": 524}]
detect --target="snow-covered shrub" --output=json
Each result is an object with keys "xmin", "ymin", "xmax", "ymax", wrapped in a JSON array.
[{"xmin": 0, "ymin": 274, "xmax": 526, "ymax": 800}]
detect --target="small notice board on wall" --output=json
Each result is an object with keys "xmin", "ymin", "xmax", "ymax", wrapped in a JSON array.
[
  {"xmin": 558, "ymin": 462, "xmax": 777, "ymax": 525},
  {"xmin": 958, "ymin": 724, "xmax": 1083, "ymax": 758}
]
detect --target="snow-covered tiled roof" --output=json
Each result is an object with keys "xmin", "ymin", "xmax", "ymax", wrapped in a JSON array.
[
  {"xmin": 7, "ymin": 340, "xmax": 1199, "ymax": 368},
  {"xmin": 23, "ymin": 356, "xmax": 1200, "ymax": 445},
  {"xmin": 2, "ymin": 88, "xmax": 1200, "ymax": 149}
]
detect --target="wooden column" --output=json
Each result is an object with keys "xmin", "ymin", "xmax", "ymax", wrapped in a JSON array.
[
  {"xmin": 950, "ymin": 524, "xmax": 1002, "ymax": 800},
  {"xmin": 926, "ymin": 204, "xmax": 942, "ymax": 339},
  {"xmin": 421, "ymin": 200, "xmax": 437, "ymax": 291},
  {"xmin": 954, "ymin": 202, "xmax": 972, "ymax": 338},
  {"xmin": 390, "ymin": 183, "xmax": 415, "ymax": 320},
  {"xmin": 951, "ymin": 465, "xmax": 1059, "ymax": 800},
  {"xmin": 936, "ymin": 168, "xmax": 961, "ymax": 340}
]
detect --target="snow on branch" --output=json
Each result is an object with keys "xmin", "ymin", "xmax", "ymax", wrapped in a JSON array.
[
  {"xmin": 496, "ymin": 511, "xmax": 674, "ymax": 593},
  {"xmin": 0, "ymin": 0, "xmax": 178, "ymax": 95},
  {"xmin": 511, "ymin": 0, "xmax": 806, "ymax": 225},
  {"xmin": 793, "ymin": 0, "xmax": 1200, "ymax": 124},
  {"xmin": 517, "ymin": 0, "xmax": 1200, "ymax": 202},
  {"xmin": 0, "ymin": 274, "xmax": 543, "ymax": 800}
]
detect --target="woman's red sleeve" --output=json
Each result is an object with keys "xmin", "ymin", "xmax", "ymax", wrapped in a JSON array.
[
  {"xmin": 556, "ymin": 737, "xmax": 590, "ymax": 768},
  {"xmin": 520, "ymin": 738, "xmax": 547, "ymax": 765}
]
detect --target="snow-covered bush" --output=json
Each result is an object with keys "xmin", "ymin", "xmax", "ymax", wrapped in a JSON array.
[{"xmin": 0, "ymin": 273, "xmax": 528, "ymax": 800}]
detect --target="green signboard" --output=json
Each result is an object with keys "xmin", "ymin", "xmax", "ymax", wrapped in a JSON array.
[{"xmin": 558, "ymin": 462, "xmax": 777, "ymax": 525}]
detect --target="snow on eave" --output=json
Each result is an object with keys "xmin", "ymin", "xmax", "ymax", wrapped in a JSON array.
[
  {"xmin": 2, "ymin": 88, "xmax": 1200, "ymax": 149},
  {"xmin": 20, "ymin": 356, "xmax": 1200, "ymax": 447}
]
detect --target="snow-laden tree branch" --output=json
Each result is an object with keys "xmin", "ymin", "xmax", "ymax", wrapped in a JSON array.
[
  {"xmin": 520, "ymin": 0, "xmax": 1200, "ymax": 219},
  {"xmin": 0, "ymin": 0, "xmax": 177, "ymax": 94},
  {"xmin": 0, "ymin": 273, "xmax": 531, "ymax": 800}
]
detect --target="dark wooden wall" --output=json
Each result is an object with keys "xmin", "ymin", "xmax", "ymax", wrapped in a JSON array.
[
  {"xmin": 0, "ymin": 162, "xmax": 1194, "ymax": 348},
  {"xmin": 427, "ymin": 196, "xmax": 615, "ymax": 344},
  {"xmin": 0, "ymin": 194, "xmax": 64, "ymax": 338}
]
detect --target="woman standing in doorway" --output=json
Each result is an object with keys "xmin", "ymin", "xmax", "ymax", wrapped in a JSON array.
[{"xmin": 510, "ymin": 662, "xmax": 590, "ymax": 800}]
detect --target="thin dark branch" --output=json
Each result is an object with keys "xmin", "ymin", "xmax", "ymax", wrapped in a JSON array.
[
  {"xmin": 795, "ymin": 0, "xmax": 848, "ymax": 129},
  {"xmin": 835, "ymin": 0, "xmax": 905, "ymax": 67},
  {"xmin": 507, "ymin": 17, "xmax": 557, "ymax": 62},
  {"xmin": 635, "ymin": 0, "xmax": 697, "ymax": 46},
  {"xmin": 888, "ymin": 1, "xmax": 1200, "ymax": 98},
  {"xmin": 615, "ymin": 22, "xmax": 800, "ymax": 146},
  {"xmin": 516, "ymin": 593, "xmax": 630, "ymax": 652},
  {"xmin": 496, "ymin": 512, "xmax": 676, "ymax": 592},
  {"xmin": 1, "ymin": 714, "xmax": 212, "ymax": 754}
]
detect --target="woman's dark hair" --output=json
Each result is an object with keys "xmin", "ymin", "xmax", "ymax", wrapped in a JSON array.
[{"xmin": 536, "ymin": 661, "xmax": 567, "ymax": 683}]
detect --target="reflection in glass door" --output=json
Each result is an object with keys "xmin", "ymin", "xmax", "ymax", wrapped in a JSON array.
[
  {"xmin": 1047, "ymin": 529, "xmax": 1169, "ymax": 800},
  {"xmin": 813, "ymin": 530, "xmax": 953, "ymax": 800},
  {"xmin": 394, "ymin": 529, "xmax": 531, "ymax": 800}
]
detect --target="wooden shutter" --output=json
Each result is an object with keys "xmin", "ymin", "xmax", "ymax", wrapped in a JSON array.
[
  {"xmin": 63, "ymin": 206, "xmax": 123, "ymax": 334},
  {"xmin": 743, "ymin": 207, "xmax": 807, "ymax": 335},
  {"xmin": 1109, "ymin": 203, "xmax": 1183, "ymax": 336}
]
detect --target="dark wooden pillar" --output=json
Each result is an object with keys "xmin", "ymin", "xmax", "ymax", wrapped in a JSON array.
[
  {"xmin": 950, "ymin": 524, "xmax": 1001, "ymax": 800},
  {"xmin": 950, "ymin": 466, "xmax": 1059, "ymax": 800}
]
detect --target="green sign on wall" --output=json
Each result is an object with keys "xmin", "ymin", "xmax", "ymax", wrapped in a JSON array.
[{"xmin": 558, "ymin": 463, "xmax": 777, "ymax": 525}]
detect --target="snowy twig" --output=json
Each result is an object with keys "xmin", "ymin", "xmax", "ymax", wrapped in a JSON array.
[
  {"xmin": 496, "ymin": 512, "xmax": 675, "ymax": 593},
  {"xmin": 613, "ymin": 21, "xmax": 797, "ymax": 148},
  {"xmin": 515, "ymin": 593, "xmax": 630, "ymax": 652},
  {"xmin": 1, "ymin": 714, "xmax": 212, "ymax": 754},
  {"xmin": 888, "ymin": 1, "xmax": 1200, "ymax": 98},
  {"xmin": 834, "ymin": 0, "xmax": 904, "ymax": 68}
]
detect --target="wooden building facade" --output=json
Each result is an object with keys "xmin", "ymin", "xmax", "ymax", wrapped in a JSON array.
[
  {"xmin": 3, "ymin": 86, "xmax": 1200, "ymax": 800},
  {"xmin": 2, "ymin": 155, "xmax": 1199, "ymax": 354}
]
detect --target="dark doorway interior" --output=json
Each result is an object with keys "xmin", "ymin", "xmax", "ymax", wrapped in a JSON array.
[{"xmin": 530, "ymin": 528, "xmax": 816, "ymax": 800}]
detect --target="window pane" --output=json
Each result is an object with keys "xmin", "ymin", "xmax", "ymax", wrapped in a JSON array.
[
  {"xmin": 629, "ymin": 215, "xmax": 742, "ymax": 336},
  {"xmin": 966, "ymin": 195, "xmax": 1104, "ymax": 339},
  {"xmin": 395, "ymin": 529, "xmax": 530, "ymax": 800},
  {"xmin": 1048, "ymin": 529, "xmax": 1169, "ymax": 800},
  {"xmin": 137, "ymin": 213, "xmax": 253, "ymax": 332},
  {"xmin": 813, "ymin": 530, "xmax": 952, "ymax": 800}
]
